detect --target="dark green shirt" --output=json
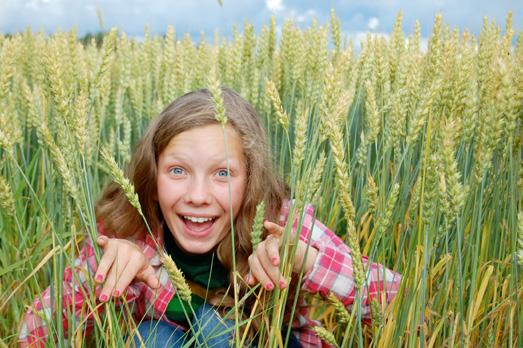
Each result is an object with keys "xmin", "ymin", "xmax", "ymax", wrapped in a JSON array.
[{"xmin": 163, "ymin": 224, "xmax": 229, "ymax": 323}]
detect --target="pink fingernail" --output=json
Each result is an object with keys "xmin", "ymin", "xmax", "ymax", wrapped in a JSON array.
[
  {"xmin": 265, "ymin": 283, "xmax": 274, "ymax": 290},
  {"xmin": 100, "ymin": 294, "xmax": 108, "ymax": 302},
  {"xmin": 279, "ymin": 280, "xmax": 286, "ymax": 289},
  {"xmin": 96, "ymin": 275, "xmax": 103, "ymax": 282},
  {"xmin": 114, "ymin": 290, "xmax": 120, "ymax": 297}
]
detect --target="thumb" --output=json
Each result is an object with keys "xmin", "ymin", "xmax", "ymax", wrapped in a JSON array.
[
  {"xmin": 263, "ymin": 220, "xmax": 284, "ymax": 236},
  {"xmin": 140, "ymin": 265, "xmax": 160, "ymax": 289},
  {"xmin": 96, "ymin": 235, "xmax": 109, "ymax": 248}
]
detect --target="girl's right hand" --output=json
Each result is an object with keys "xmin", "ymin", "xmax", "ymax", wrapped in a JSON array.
[
  {"xmin": 95, "ymin": 236, "xmax": 160, "ymax": 302},
  {"xmin": 246, "ymin": 221, "xmax": 318, "ymax": 291}
]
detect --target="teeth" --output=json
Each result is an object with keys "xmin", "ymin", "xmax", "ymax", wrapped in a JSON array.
[{"xmin": 183, "ymin": 216, "xmax": 213, "ymax": 223}]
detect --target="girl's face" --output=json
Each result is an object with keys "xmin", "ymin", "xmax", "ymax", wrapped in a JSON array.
[{"xmin": 156, "ymin": 124, "xmax": 247, "ymax": 254}]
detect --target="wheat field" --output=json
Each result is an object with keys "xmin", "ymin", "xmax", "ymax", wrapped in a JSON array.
[{"xmin": 0, "ymin": 11, "xmax": 522, "ymax": 347}]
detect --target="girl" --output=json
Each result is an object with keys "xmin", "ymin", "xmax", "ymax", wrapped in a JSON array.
[{"xmin": 20, "ymin": 88, "xmax": 401, "ymax": 347}]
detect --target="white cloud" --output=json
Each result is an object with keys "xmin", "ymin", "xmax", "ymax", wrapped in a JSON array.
[
  {"xmin": 346, "ymin": 30, "xmax": 430, "ymax": 54},
  {"xmin": 420, "ymin": 37, "xmax": 429, "ymax": 53},
  {"xmin": 1, "ymin": 0, "xmax": 521, "ymax": 40},
  {"xmin": 24, "ymin": 0, "xmax": 53, "ymax": 10},
  {"xmin": 284, "ymin": 7, "xmax": 317, "ymax": 24},
  {"xmin": 293, "ymin": 8, "xmax": 317, "ymax": 22},
  {"xmin": 344, "ymin": 31, "xmax": 390, "ymax": 52},
  {"xmin": 24, "ymin": 0, "xmax": 39, "ymax": 10},
  {"xmin": 266, "ymin": 0, "xmax": 284, "ymax": 12},
  {"xmin": 367, "ymin": 17, "xmax": 379, "ymax": 30},
  {"xmin": 305, "ymin": 9, "xmax": 317, "ymax": 17}
]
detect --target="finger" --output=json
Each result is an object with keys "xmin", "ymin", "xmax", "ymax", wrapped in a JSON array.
[
  {"xmin": 245, "ymin": 271, "xmax": 256, "ymax": 286},
  {"xmin": 256, "ymin": 241, "xmax": 283, "ymax": 285},
  {"xmin": 113, "ymin": 261, "xmax": 143, "ymax": 297},
  {"xmin": 260, "ymin": 238, "xmax": 288, "ymax": 289},
  {"xmin": 248, "ymin": 255, "xmax": 274, "ymax": 291},
  {"xmin": 264, "ymin": 235, "xmax": 280, "ymax": 266},
  {"xmin": 263, "ymin": 221, "xmax": 284, "ymax": 236},
  {"xmin": 94, "ymin": 243, "xmax": 117, "ymax": 283},
  {"xmin": 139, "ymin": 265, "xmax": 160, "ymax": 289},
  {"xmin": 100, "ymin": 257, "xmax": 129, "ymax": 301}
]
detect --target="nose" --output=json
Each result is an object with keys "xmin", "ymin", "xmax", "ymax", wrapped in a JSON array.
[{"xmin": 184, "ymin": 176, "xmax": 212, "ymax": 206}]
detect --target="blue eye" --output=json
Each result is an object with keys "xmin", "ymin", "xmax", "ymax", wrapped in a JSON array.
[
  {"xmin": 217, "ymin": 169, "xmax": 230, "ymax": 177},
  {"xmin": 170, "ymin": 167, "xmax": 185, "ymax": 175}
]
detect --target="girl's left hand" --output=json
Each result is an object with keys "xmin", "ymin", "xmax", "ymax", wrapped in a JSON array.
[{"xmin": 246, "ymin": 220, "xmax": 318, "ymax": 291}]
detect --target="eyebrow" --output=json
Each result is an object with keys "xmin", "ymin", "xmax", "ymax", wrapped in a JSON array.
[{"xmin": 163, "ymin": 152, "xmax": 243, "ymax": 167}]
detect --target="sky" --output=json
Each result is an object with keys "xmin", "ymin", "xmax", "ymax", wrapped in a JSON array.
[{"xmin": 1, "ymin": 0, "xmax": 522, "ymax": 47}]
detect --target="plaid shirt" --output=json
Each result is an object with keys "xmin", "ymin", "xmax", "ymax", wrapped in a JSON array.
[{"xmin": 19, "ymin": 201, "xmax": 401, "ymax": 347}]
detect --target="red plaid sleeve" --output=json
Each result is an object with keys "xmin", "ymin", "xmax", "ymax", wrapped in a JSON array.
[
  {"xmin": 19, "ymin": 230, "xmax": 148, "ymax": 348},
  {"xmin": 280, "ymin": 201, "xmax": 402, "ymax": 347},
  {"xmin": 298, "ymin": 204, "xmax": 402, "ymax": 318}
]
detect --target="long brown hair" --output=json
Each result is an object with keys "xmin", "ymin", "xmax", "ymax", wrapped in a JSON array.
[{"xmin": 95, "ymin": 87, "xmax": 288, "ymax": 314}]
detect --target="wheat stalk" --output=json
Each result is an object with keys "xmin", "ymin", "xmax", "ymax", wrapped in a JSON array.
[
  {"xmin": 100, "ymin": 147, "xmax": 142, "ymax": 216},
  {"xmin": 312, "ymin": 326, "xmax": 339, "ymax": 348},
  {"xmin": 251, "ymin": 201, "xmax": 266, "ymax": 251},
  {"xmin": 160, "ymin": 252, "xmax": 192, "ymax": 302},
  {"xmin": 0, "ymin": 176, "xmax": 15, "ymax": 218}
]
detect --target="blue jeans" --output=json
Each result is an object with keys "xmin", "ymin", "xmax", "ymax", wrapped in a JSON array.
[
  {"xmin": 132, "ymin": 303, "xmax": 302, "ymax": 347},
  {"xmin": 132, "ymin": 303, "xmax": 234, "ymax": 347}
]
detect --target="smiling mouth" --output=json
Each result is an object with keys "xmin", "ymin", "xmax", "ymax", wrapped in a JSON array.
[{"xmin": 179, "ymin": 215, "xmax": 217, "ymax": 233}]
